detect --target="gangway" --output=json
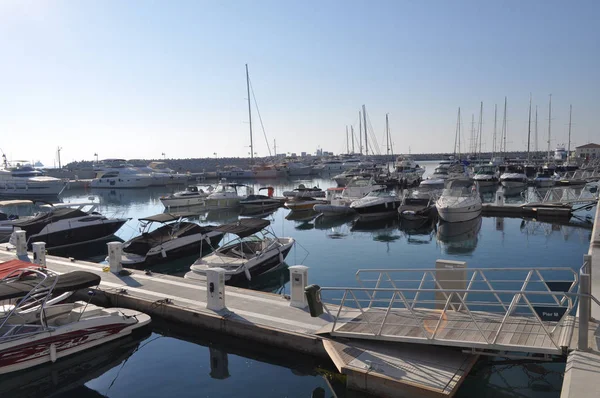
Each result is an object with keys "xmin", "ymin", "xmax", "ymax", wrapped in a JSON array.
[
  {"xmin": 525, "ymin": 184, "xmax": 599, "ymax": 210},
  {"xmin": 314, "ymin": 257, "xmax": 599, "ymax": 357}
]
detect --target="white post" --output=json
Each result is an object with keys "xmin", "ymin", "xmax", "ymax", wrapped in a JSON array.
[
  {"xmin": 32, "ymin": 242, "xmax": 47, "ymax": 267},
  {"xmin": 206, "ymin": 268, "xmax": 226, "ymax": 311},
  {"xmin": 107, "ymin": 242, "xmax": 123, "ymax": 273},
  {"xmin": 495, "ymin": 189, "xmax": 505, "ymax": 206},
  {"xmin": 14, "ymin": 230, "xmax": 27, "ymax": 259},
  {"xmin": 289, "ymin": 265, "xmax": 309, "ymax": 308},
  {"xmin": 579, "ymin": 254, "xmax": 592, "ymax": 350}
]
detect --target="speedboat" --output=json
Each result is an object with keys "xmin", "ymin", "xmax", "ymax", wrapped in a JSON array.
[
  {"xmin": 0, "ymin": 158, "xmax": 66, "ymax": 197},
  {"xmin": 499, "ymin": 165, "xmax": 528, "ymax": 188},
  {"xmin": 283, "ymin": 184, "xmax": 325, "ymax": 198},
  {"xmin": 160, "ymin": 186, "xmax": 211, "ymax": 208},
  {"xmin": 0, "ymin": 269, "xmax": 150, "ymax": 375},
  {"xmin": 118, "ymin": 212, "xmax": 224, "ymax": 267},
  {"xmin": 280, "ymin": 161, "xmax": 312, "ymax": 176},
  {"xmin": 10, "ymin": 202, "xmax": 128, "ymax": 249},
  {"xmin": 185, "ymin": 219, "xmax": 294, "ymax": 285},
  {"xmin": 398, "ymin": 190, "xmax": 437, "ymax": 222},
  {"xmin": 204, "ymin": 182, "xmax": 251, "ymax": 208},
  {"xmin": 435, "ymin": 179, "xmax": 482, "ymax": 223},
  {"xmin": 239, "ymin": 187, "xmax": 283, "ymax": 209},
  {"xmin": 284, "ymin": 197, "xmax": 328, "ymax": 211},
  {"xmin": 534, "ymin": 170, "xmax": 557, "ymax": 188},
  {"xmin": 349, "ymin": 189, "xmax": 401, "ymax": 220},
  {"xmin": 314, "ymin": 177, "xmax": 386, "ymax": 217},
  {"xmin": 471, "ymin": 165, "xmax": 498, "ymax": 187}
]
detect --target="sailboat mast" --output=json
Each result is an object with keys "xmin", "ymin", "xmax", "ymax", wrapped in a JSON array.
[
  {"xmin": 351, "ymin": 126, "xmax": 355, "ymax": 154},
  {"xmin": 245, "ymin": 64, "xmax": 254, "ymax": 163},
  {"xmin": 385, "ymin": 113, "xmax": 390, "ymax": 155},
  {"xmin": 458, "ymin": 108, "xmax": 461, "ymax": 160},
  {"xmin": 358, "ymin": 111, "xmax": 363, "ymax": 155},
  {"xmin": 478, "ymin": 102, "xmax": 483, "ymax": 159},
  {"xmin": 502, "ymin": 97, "xmax": 507, "ymax": 157},
  {"xmin": 535, "ymin": 106, "xmax": 538, "ymax": 153},
  {"xmin": 547, "ymin": 94, "xmax": 552, "ymax": 163},
  {"xmin": 527, "ymin": 94, "xmax": 532, "ymax": 162},
  {"xmin": 453, "ymin": 107, "xmax": 459, "ymax": 158},
  {"xmin": 492, "ymin": 104, "xmax": 497, "ymax": 159},
  {"xmin": 567, "ymin": 104, "xmax": 572, "ymax": 161},
  {"xmin": 470, "ymin": 114, "xmax": 475, "ymax": 156},
  {"xmin": 346, "ymin": 126, "xmax": 349, "ymax": 154},
  {"xmin": 362, "ymin": 105, "xmax": 368, "ymax": 156}
]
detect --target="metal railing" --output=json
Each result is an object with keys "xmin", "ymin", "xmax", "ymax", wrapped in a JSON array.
[
  {"xmin": 526, "ymin": 185, "xmax": 599, "ymax": 206},
  {"xmin": 317, "ymin": 260, "xmax": 598, "ymax": 355}
]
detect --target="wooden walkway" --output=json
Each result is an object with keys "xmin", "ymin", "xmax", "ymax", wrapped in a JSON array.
[{"xmin": 327, "ymin": 307, "xmax": 575, "ymax": 355}]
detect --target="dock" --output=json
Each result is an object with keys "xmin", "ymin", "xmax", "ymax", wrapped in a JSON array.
[{"xmin": 0, "ymin": 243, "xmax": 477, "ymax": 398}]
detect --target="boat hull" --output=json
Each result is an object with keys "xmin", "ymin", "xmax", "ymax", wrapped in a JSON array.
[
  {"xmin": 0, "ymin": 308, "xmax": 150, "ymax": 375},
  {"xmin": 28, "ymin": 219, "xmax": 128, "ymax": 249},
  {"xmin": 314, "ymin": 204, "xmax": 356, "ymax": 217},
  {"xmin": 0, "ymin": 180, "xmax": 66, "ymax": 197},
  {"xmin": 437, "ymin": 204, "xmax": 482, "ymax": 223},
  {"xmin": 353, "ymin": 200, "xmax": 402, "ymax": 220},
  {"xmin": 160, "ymin": 196, "xmax": 207, "ymax": 208},
  {"xmin": 500, "ymin": 180, "xmax": 527, "ymax": 188}
]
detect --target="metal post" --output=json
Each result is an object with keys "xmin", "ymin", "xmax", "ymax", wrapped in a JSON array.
[
  {"xmin": 578, "ymin": 254, "xmax": 592, "ymax": 350},
  {"xmin": 32, "ymin": 242, "xmax": 46, "ymax": 267},
  {"xmin": 107, "ymin": 242, "xmax": 123, "ymax": 273},
  {"xmin": 14, "ymin": 230, "xmax": 27, "ymax": 259}
]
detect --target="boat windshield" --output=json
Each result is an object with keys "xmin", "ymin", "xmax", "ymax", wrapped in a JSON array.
[
  {"xmin": 442, "ymin": 180, "xmax": 475, "ymax": 197},
  {"xmin": 433, "ymin": 168, "xmax": 449, "ymax": 175},
  {"xmin": 475, "ymin": 166, "xmax": 496, "ymax": 174},
  {"xmin": 367, "ymin": 190, "xmax": 395, "ymax": 198}
]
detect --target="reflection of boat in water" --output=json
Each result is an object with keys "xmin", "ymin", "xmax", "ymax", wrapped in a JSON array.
[
  {"xmin": 237, "ymin": 263, "xmax": 291, "ymax": 293},
  {"xmin": 351, "ymin": 216, "xmax": 400, "ymax": 232},
  {"xmin": 239, "ymin": 206, "xmax": 278, "ymax": 218},
  {"xmin": 0, "ymin": 329, "xmax": 150, "ymax": 397},
  {"xmin": 436, "ymin": 217, "xmax": 482, "ymax": 254},
  {"xmin": 285, "ymin": 209, "xmax": 319, "ymax": 222},
  {"xmin": 313, "ymin": 213, "xmax": 356, "ymax": 230},
  {"xmin": 202, "ymin": 208, "xmax": 242, "ymax": 223}
]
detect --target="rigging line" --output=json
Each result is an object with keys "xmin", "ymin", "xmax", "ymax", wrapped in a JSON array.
[
  {"xmin": 248, "ymin": 77, "xmax": 272, "ymax": 157},
  {"xmin": 365, "ymin": 113, "xmax": 381, "ymax": 155}
]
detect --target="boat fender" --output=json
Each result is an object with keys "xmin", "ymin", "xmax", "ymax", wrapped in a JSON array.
[
  {"xmin": 50, "ymin": 343, "xmax": 57, "ymax": 363},
  {"xmin": 243, "ymin": 263, "xmax": 252, "ymax": 281},
  {"xmin": 278, "ymin": 247, "xmax": 284, "ymax": 264},
  {"xmin": 161, "ymin": 248, "xmax": 167, "ymax": 258}
]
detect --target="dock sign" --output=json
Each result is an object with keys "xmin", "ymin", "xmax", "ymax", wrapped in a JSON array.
[{"xmin": 533, "ymin": 306, "xmax": 568, "ymax": 322}]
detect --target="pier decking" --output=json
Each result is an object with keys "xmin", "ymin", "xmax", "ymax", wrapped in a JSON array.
[{"xmin": 0, "ymin": 244, "xmax": 475, "ymax": 398}]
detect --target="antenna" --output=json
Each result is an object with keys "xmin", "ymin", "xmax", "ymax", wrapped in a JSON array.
[{"xmin": 57, "ymin": 147, "xmax": 63, "ymax": 169}]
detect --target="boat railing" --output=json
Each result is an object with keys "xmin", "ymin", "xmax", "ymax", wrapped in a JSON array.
[{"xmin": 312, "ymin": 263, "xmax": 593, "ymax": 354}]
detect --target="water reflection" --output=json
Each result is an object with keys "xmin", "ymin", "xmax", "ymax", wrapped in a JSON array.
[
  {"xmin": 437, "ymin": 217, "xmax": 482, "ymax": 254},
  {"xmin": 0, "ymin": 328, "xmax": 151, "ymax": 397},
  {"xmin": 352, "ymin": 217, "xmax": 402, "ymax": 243},
  {"xmin": 399, "ymin": 218, "xmax": 436, "ymax": 245}
]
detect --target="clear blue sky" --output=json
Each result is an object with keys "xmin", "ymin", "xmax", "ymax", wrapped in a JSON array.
[{"xmin": 1, "ymin": 0, "xmax": 598, "ymax": 166}]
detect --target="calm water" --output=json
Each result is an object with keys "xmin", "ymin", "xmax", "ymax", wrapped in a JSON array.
[{"xmin": 2, "ymin": 161, "xmax": 594, "ymax": 397}]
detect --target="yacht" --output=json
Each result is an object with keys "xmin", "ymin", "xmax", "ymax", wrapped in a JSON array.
[
  {"xmin": 216, "ymin": 166, "xmax": 255, "ymax": 179},
  {"xmin": 185, "ymin": 219, "xmax": 294, "ymax": 285},
  {"xmin": 342, "ymin": 158, "xmax": 375, "ymax": 169},
  {"xmin": 349, "ymin": 189, "xmax": 401, "ymax": 220},
  {"xmin": 90, "ymin": 167, "xmax": 153, "ymax": 189},
  {"xmin": 471, "ymin": 165, "xmax": 498, "ymax": 187},
  {"xmin": 0, "ymin": 269, "xmax": 150, "ymax": 375},
  {"xmin": 10, "ymin": 202, "xmax": 127, "ymax": 249},
  {"xmin": 313, "ymin": 159, "xmax": 345, "ymax": 172},
  {"xmin": 139, "ymin": 161, "xmax": 189, "ymax": 185},
  {"xmin": 0, "ymin": 159, "xmax": 66, "ymax": 197},
  {"xmin": 118, "ymin": 212, "xmax": 224, "ymax": 267},
  {"xmin": 252, "ymin": 164, "xmax": 285, "ymax": 179},
  {"xmin": 280, "ymin": 161, "xmax": 312, "ymax": 176},
  {"xmin": 394, "ymin": 156, "xmax": 426, "ymax": 184},
  {"xmin": 499, "ymin": 165, "xmax": 528, "ymax": 188},
  {"xmin": 160, "ymin": 186, "xmax": 211, "ymax": 208},
  {"xmin": 435, "ymin": 179, "xmax": 482, "ymax": 223}
]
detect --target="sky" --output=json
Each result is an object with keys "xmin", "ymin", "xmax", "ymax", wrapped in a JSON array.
[{"xmin": 0, "ymin": 0, "xmax": 598, "ymax": 166}]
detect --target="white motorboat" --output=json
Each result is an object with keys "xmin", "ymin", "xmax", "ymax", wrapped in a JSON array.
[
  {"xmin": 283, "ymin": 184, "xmax": 325, "ymax": 198},
  {"xmin": 349, "ymin": 189, "xmax": 401, "ymax": 220},
  {"xmin": 418, "ymin": 162, "xmax": 467, "ymax": 190},
  {"xmin": 394, "ymin": 156, "xmax": 426, "ymax": 184},
  {"xmin": 0, "ymin": 158, "xmax": 66, "ymax": 197},
  {"xmin": 239, "ymin": 187, "xmax": 283, "ymax": 209},
  {"xmin": 435, "ymin": 179, "xmax": 482, "ymax": 223},
  {"xmin": 185, "ymin": 219, "xmax": 294, "ymax": 285},
  {"xmin": 313, "ymin": 159, "xmax": 345, "ymax": 172},
  {"xmin": 118, "ymin": 212, "xmax": 224, "ymax": 267},
  {"xmin": 0, "ymin": 269, "xmax": 150, "ymax": 375},
  {"xmin": 471, "ymin": 165, "xmax": 499, "ymax": 187},
  {"xmin": 204, "ymin": 182, "xmax": 251, "ymax": 208},
  {"xmin": 160, "ymin": 186, "xmax": 211, "ymax": 208},
  {"xmin": 314, "ymin": 176, "xmax": 386, "ymax": 217},
  {"xmin": 139, "ymin": 161, "xmax": 189, "ymax": 185},
  {"xmin": 499, "ymin": 165, "xmax": 528, "ymax": 188},
  {"xmin": 533, "ymin": 170, "xmax": 557, "ymax": 188},
  {"xmin": 342, "ymin": 158, "xmax": 375, "ymax": 169},
  {"xmin": 10, "ymin": 202, "xmax": 127, "ymax": 249}
]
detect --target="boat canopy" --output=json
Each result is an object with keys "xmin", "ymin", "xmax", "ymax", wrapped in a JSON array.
[
  {"xmin": 139, "ymin": 212, "xmax": 199, "ymax": 223},
  {"xmin": 0, "ymin": 200, "xmax": 34, "ymax": 206},
  {"xmin": 214, "ymin": 218, "xmax": 270, "ymax": 238},
  {"xmin": 0, "ymin": 271, "xmax": 100, "ymax": 301}
]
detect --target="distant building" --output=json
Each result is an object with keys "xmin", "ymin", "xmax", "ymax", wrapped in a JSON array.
[
  {"xmin": 575, "ymin": 143, "xmax": 600, "ymax": 159},
  {"xmin": 301, "ymin": 152, "xmax": 307, "ymax": 157}
]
